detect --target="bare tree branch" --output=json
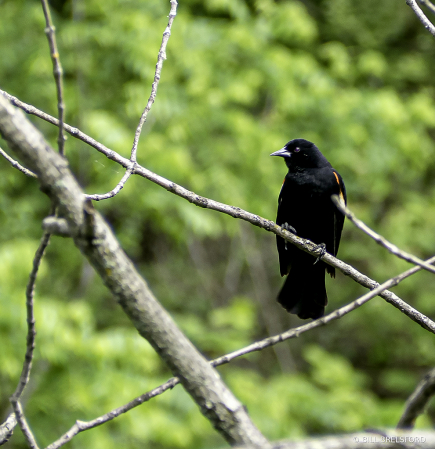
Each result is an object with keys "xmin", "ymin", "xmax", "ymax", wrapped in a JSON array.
[
  {"xmin": 45, "ymin": 377, "xmax": 179, "ymax": 449},
  {"xmin": 0, "ymin": 146, "xmax": 37, "ymax": 178},
  {"xmin": 0, "ymin": 413, "xmax": 17, "ymax": 446},
  {"xmin": 85, "ymin": 165, "xmax": 135, "ymax": 201},
  {"xmin": 10, "ymin": 402, "xmax": 39, "ymax": 449},
  {"xmin": 212, "ymin": 254, "xmax": 435, "ymax": 366},
  {"xmin": 418, "ymin": 0, "xmax": 435, "ymax": 16},
  {"xmin": 9, "ymin": 230, "xmax": 52, "ymax": 449},
  {"xmin": 332, "ymin": 196, "xmax": 435, "ymax": 275},
  {"xmin": 0, "ymin": 1, "xmax": 178, "ymax": 201},
  {"xmin": 9, "ymin": 5, "xmax": 65, "ymax": 441},
  {"xmin": 406, "ymin": 0, "xmax": 435, "ymax": 36},
  {"xmin": 130, "ymin": 0, "xmax": 178, "ymax": 162},
  {"xmin": 1, "ymin": 90, "xmax": 434, "ymax": 334},
  {"xmin": 40, "ymin": 0, "xmax": 66, "ymax": 155},
  {"xmin": 42, "ymin": 217, "xmax": 71, "ymax": 236},
  {"xmin": 86, "ymin": 0, "xmax": 178, "ymax": 200},
  {"xmin": 397, "ymin": 368, "xmax": 435, "ymax": 429},
  {"xmin": 0, "ymin": 95, "xmax": 269, "ymax": 448},
  {"xmin": 0, "ymin": 90, "xmax": 123, "ymax": 165}
]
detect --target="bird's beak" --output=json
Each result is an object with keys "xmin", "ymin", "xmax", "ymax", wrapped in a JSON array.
[{"xmin": 270, "ymin": 147, "xmax": 291, "ymax": 158}]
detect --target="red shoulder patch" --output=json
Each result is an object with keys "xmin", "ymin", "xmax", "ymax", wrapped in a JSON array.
[{"xmin": 333, "ymin": 171, "xmax": 345, "ymax": 204}]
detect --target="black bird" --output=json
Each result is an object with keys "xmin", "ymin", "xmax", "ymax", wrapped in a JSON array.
[{"xmin": 270, "ymin": 138, "xmax": 346, "ymax": 319}]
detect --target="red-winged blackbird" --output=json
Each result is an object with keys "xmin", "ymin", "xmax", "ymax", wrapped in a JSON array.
[{"xmin": 270, "ymin": 138, "xmax": 346, "ymax": 320}]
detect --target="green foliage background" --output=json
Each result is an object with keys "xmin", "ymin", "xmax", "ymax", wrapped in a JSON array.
[{"xmin": 1, "ymin": 0, "xmax": 435, "ymax": 447}]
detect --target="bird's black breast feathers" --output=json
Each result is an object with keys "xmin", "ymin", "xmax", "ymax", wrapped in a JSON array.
[{"xmin": 276, "ymin": 166, "xmax": 345, "ymax": 276}]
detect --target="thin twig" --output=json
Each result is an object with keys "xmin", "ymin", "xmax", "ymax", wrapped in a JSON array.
[
  {"xmin": 45, "ymin": 377, "xmax": 179, "ymax": 449},
  {"xmin": 418, "ymin": 0, "xmax": 435, "ymax": 15},
  {"xmin": 85, "ymin": 165, "xmax": 135, "ymax": 201},
  {"xmin": 130, "ymin": 0, "xmax": 178, "ymax": 162},
  {"xmin": 332, "ymin": 196, "xmax": 435, "ymax": 275},
  {"xmin": 6, "ymin": 6, "xmax": 60, "ymax": 435},
  {"xmin": 45, "ymin": 257, "xmax": 435, "ymax": 449},
  {"xmin": 10, "ymin": 231, "xmax": 51, "ymax": 449},
  {"xmin": 0, "ymin": 89, "xmax": 129, "ymax": 166},
  {"xmin": 11, "ymin": 232, "xmax": 51, "ymax": 399},
  {"xmin": 212, "ymin": 255, "xmax": 435, "ymax": 366},
  {"xmin": 88, "ymin": 0, "xmax": 177, "ymax": 199},
  {"xmin": 10, "ymin": 402, "xmax": 39, "ymax": 449},
  {"xmin": 0, "ymin": 2, "xmax": 178, "ymax": 199},
  {"xmin": 40, "ymin": 0, "xmax": 66, "ymax": 155},
  {"xmin": 0, "ymin": 146, "xmax": 37, "ymax": 178},
  {"xmin": 406, "ymin": 0, "xmax": 435, "ymax": 36},
  {"xmin": 397, "ymin": 367, "xmax": 435, "ymax": 429},
  {"xmin": 1, "ymin": 89, "xmax": 136, "ymax": 200},
  {"xmin": 1, "ymin": 91, "xmax": 434, "ymax": 333}
]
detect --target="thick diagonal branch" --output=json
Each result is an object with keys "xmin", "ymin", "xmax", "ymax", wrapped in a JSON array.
[
  {"xmin": 0, "ymin": 95, "xmax": 268, "ymax": 448},
  {"xmin": 0, "ymin": 413, "xmax": 17, "ymax": 446}
]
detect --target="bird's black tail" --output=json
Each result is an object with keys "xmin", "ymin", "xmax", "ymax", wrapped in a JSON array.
[{"xmin": 277, "ymin": 258, "xmax": 327, "ymax": 320}]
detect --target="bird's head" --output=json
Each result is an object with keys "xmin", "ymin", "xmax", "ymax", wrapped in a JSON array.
[{"xmin": 270, "ymin": 138, "xmax": 330, "ymax": 170}]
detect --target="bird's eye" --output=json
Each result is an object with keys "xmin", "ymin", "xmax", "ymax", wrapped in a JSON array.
[{"xmin": 294, "ymin": 147, "xmax": 301, "ymax": 153}]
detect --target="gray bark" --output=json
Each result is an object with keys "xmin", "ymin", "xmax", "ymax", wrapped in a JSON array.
[{"xmin": 0, "ymin": 95, "xmax": 269, "ymax": 448}]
